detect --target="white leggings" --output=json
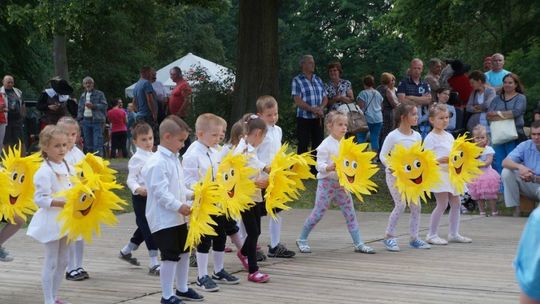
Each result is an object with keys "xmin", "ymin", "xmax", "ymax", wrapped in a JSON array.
[
  {"xmin": 42, "ymin": 237, "xmax": 69, "ymax": 304},
  {"xmin": 67, "ymin": 240, "xmax": 84, "ymax": 272},
  {"xmin": 428, "ymin": 192, "xmax": 461, "ymax": 238}
]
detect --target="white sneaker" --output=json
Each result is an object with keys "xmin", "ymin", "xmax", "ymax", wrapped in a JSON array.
[
  {"xmin": 448, "ymin": 234, "xmax": 472, "ymax": 243},
  {"xmin": 426, "ymin": 236, "xmax": 448, "ymax": 245}
]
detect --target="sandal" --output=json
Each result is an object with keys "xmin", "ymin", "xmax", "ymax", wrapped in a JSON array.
[
  {"xmin": 65, "ymin": 270, "xmax": 85, "ymax": 281},
  {"xmin": 148, "ymin": 264, "xmax": 161, "ymax": 276},
  {"xmin": 118, "ymin": 251, "xmax": 140, "ymax": 266},
  {"xmin": 491, "ymin": 211, "xmax": 499, "ymax": 217},
  {"xmin": 247, "ymin": 271, "xmax": 270, "ymax": 283},
  {"xmin": 76, "ymin": 267, "xmax": 90, "ymax": 279}
]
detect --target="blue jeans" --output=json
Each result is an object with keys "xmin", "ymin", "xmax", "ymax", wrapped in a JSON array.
[
  {"xmin": 492, "ymin": 140, "xmax": 517, "ymax": 174},
  {"xmin": 82, "ymin": 119, "xmax": 104, "ymax": 156},
  {"xmin": 356, "ymin": 122, "xmax": 382, "ymax": 151}
]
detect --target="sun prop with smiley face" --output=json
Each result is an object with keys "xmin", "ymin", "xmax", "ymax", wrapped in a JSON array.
[
  {"xmin": 216, "ymin": 151, "xmax": 257, "ymax": 220},
  {"xmin": 287, "ymin": 151, "xmax": 317, "ymax": 199},
  {"xmin": 387, "ymin": 142, "xmax": 441, "ymax": 205},
  {"xmin": 56, "ymin": 178, "xmax": 127, "ymax": 243},
  {"xmin": 331, "ymin": 137, "xmax": 378, "ymax": 202},
  {"xmin": 185, "ymin": 168, "xmax": 224, "ymax": 250},
  {"xmin": 0, "ymin": 143, "xmax": 42, "ymax": 224},
  {"xmin": 74, "ymin": 153, "xmax": 117, "ymax": 187},
  {"xmin": 265, "ymin": 144, "xmax": 300, "ymax": 219},
  {"xmin": 449, "ymin": 134, "xmax": 484, "ymax": 195}
]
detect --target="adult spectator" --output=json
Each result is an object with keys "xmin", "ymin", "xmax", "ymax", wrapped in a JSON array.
[
  {"xmin": 0, "ymin": 75, "xmax": 25, "ymax": 151},
  {"xmin": 424, "ymin": 58, "xmax": 443, "ymax": 100},
  {"xmin": 485, "ymin": 53, "xmax": 511, "ymax": 89},
  {"xmin": 37, "ymin": 77, "xmax": 73, "ymax": 126},
  {"xmin": 133, "ymin": 66, "xmax": 157, "ymax": 128},
  {"xmin": 397, "ymin": 58, "xmax": 432, "ymax": 138},
  {"xmin": 356, "ymin": 75, "xmax": 383, "ymax": 153},
  {"xmin": 324, "ymin": 62, "xmax": 354, "ymax": 111},
  {"xmin": 534, "ymin": 105, "xmax": 540, "ymax": 122},
  {"xmin": 0, "ymin": 93, "xmax": 6, "ymax": 152},
  {"xmin": 501, "ymin": 120, "xmax": 540, "ymax": 217},
  {"xmin": 466, "ymin": 71, "xmax": 496, "ymax": 132},
  {"xmin": 77, "ymin": 76, "xmax": 107, "ymax": 156},
  {"xmin": 435, "ymin": 87, "xmax": 457, "ymax": 132},
  {"xmin": 151, "ymin": 69, "xmax": 167, "ymax": 123},
  {"xmin": 107, "ymin": 99, "xmax": 128, "ymax": 158},
  {"xmin": 515, "ymin": 204, "xmax": 540, "ymax": 303},
  {"xmin": 447, "ymin": 60, "xmax": 473, "ymax": 110},
  {"xmin": 483, "ymin": 56, "xmax": 492, "ymax": 72},
  {"xmin": 487, "ymin": 73, "xmax": 527, "ymax": 173},
  {"xmin": 292, "ymin": 55, "xmax": 327, "ymax": 156},
  {"xmin": 377, "ymin": 72, "xmax": 399, "ymax": 150},
  {"xmin": 168, "ymin": 66, "xmax": 193, "ymax": 154}
]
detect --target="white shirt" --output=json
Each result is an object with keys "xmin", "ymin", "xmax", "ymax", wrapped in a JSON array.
[
  {"xmin": 143, "ymin": 145, "xmax": 188, "ymax": 233},
  {"xmin": 423, "ymin": 130, "xmax": 458, "ymax": 194},
  {"xmin": 316, "ymin": 135, "xmax": 340, "ymax": 180},
  {"xmin": 234, "ymin": 138, "xmax": 265, "ymax": 202},
  {"xmin": 182, "ymin": 140, "xmax": 220, "ymax": 199},
  {"xmin": 379, "ymin": 128, "xmax": 422, "ymax": 168},
  {"xmin": 64, "ymin": 146, "xmax": 85, "ymax": 166},
  {"xmin": 84, "ymin": 91, "xmax": 93, "ymax": 117},
  {"xmin": 27, "ymin": 161, "xmax": 73, "ymax": 243},
  {"xmin": 257, "ymin": 124, "xmax": 282, "ymax": 166},
  {"xmin": 127, "ymin": 147, "xmax": 154, "ymax": 195}
]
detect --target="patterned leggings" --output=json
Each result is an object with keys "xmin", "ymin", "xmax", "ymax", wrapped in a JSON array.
[
  {"xmin": 301, "ymin": 178, "xmax": 359, "ymax": 237},
  {"xmin": 385, "ymin": 173, "xmax": 421, "ymax": 239}
]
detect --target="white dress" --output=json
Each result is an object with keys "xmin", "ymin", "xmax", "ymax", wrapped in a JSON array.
[{"xmin": 423, "ymin": 131, "xmax": 460, "ymax": 195}]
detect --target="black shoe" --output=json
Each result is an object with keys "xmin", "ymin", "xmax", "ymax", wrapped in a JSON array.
[
  {"xmin": 65, "ymin": 270, "xmax": 85, "ymax": 281},
  {"xmin": 267, "ymin": 243, "xmax": 296, "ymax": 258},
  {"xmin": 176, "ymin": 287, "xmax": 204, "ymax": 301},
  {"xmin": 212, "ymin": 269, "xmax": 240, "ymax": 285},
  {"xmin": 118, "ymin": 251, "xmax": 140, "ymax": 266},
  {"xmin": 256, "ymin": 249, "xmax": 267, "ymax": 262},
  {"xmin": 195, "ymin": 275, "xmax": 219, "ymax": 292},
  {"xmin": 189, "ymin": 253, "xmax": 197, "ymax": 268},
  {"xmin": 160, "ymin": 296, "xmax": 183, "ymax": 304},
  {"xmin": 76, "ymin": 267, "xmax": 90, "ymax": 279}
]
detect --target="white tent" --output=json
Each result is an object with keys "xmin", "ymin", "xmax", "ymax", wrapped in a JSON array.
[{"xmin": 125, "ymin": 52, "xmax": 234, "ymax": 97}]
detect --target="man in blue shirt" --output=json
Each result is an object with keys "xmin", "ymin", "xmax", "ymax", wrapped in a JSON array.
[
  {"xmin": 133, "ymin": 66, "xmax": 158, "ymax": 143},
  {"xmin": 484, "ymin": 53, "xmax": 511, "ymax": 89},
  {"xmin": 514, "ymin": 206, "xmax": 540, "ymax": 303},
  {"xmin": 292, "ymin": 55, "xmax": 328, "ymax": 155},
  {"xmin": 502, "ymin": 120, "xmax": 540, "ymax": 216}
]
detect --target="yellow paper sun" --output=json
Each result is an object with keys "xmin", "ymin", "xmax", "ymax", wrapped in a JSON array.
[
  {"xmin": 216, "ymin": 151, "xmax": 257, "ymax": 220},
  {"xmin": 387, "ymin": 142, "xmax": 441, "ymax": 205},
  {"xmin": 75, "ymin": 153, "xmax": 116, "ymax": 187},
  {"xmin": 331, "ymin": 137, "xmax": 378, "ymax": 201},
  {"xmin": 57, "ymin": 177, "xmax": 126, "ymax": 243},
  {"xmin": 449, "ymin": 134, "xmax": 484, "ymax": 195},
  {"xmin": 265, "ymin": 144, "xmax": 298, "ymax": 219},
  {"xmin": 185, "ymin": 169, "xmax": 223, "ymax": 250},
  {"xmin": 0, "ymin": 143, "xmax": 42, "ymax": 224},
  {"xmin": 288, "ymin": 151, "xmax": 316, "ymax": 199}
]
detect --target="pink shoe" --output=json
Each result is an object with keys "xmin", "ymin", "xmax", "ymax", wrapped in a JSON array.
[
  {"xmin": 236, "ymin": 251, "xmax": 249, "ymax": 271},
  {"xmin": 248, "ymin": 271, "xmax": 270, "ymax": 283},
  {"xmin": 224, "ymin": 246, "xmax": 233, "ymax": 253},
  {"xmin": 55, "ymin": 299, "xmax": 71, "ymax": 304}
]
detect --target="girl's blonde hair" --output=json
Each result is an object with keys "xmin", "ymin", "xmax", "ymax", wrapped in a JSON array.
[
  {"xmin": 428, "ymin": 103, "xmax": 449, "ymax": 118},
  {"xmin": 39, "ymin": 125, "xmax": 67, "ymax": 157},
  {"xmin": 57, "ymin": 116, "xmax": 80, "ymax": 133},
  {"xmin": 325, "ymin": 111, "xmax": 347, "ymax": 131},
  {"xmin": 393, "ymin": 103, "xmax": 416, "ymax": 128},
  {"xmin": 472, "ymin": 124, "xmax": 488, "ymax": 139},
  {"xmin": 229, "ymin": 121, "xmax": 245, "ymax": 146}
]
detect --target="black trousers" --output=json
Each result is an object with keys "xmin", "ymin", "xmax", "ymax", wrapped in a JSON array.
[
  {"xmin": 241, "ymin": 202, "xmax": 262, "ymax": 274},
  {"xmin": 130, "ymin": 194, "xmax": 157, "ymax": 251},
  {"xmin": 296, "ymin": 117, "xmax": 324, "ymax": 154},
  {"xmin": 197, "ymin": 215, "xmax": 227, "ymax": 253},
  {"xmin": 110, "ymin": 131, "xmax": 128, "ymax": 158},
  {"xmin": 152, "ymin": 224, "xmax": 188, "ymax": 261}
]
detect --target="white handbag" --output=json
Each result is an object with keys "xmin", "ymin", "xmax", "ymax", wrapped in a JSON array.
[{"xmin": 490, "ymin": 118, "xmax": 518, "ymax": 145}]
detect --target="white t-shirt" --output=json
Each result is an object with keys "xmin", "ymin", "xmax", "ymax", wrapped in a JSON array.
[{"xmin": 379, "ymin": 128, "xmax": 422, "ymax": 168}]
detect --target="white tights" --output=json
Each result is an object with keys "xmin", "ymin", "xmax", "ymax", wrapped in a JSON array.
[
  {"xmin": 428, "ymin": 192, "xmax": 461, "ymax": 239},
  {"xmin": 67, "ymin": 240, "xmax": 84, "ymax": 272},
  {"xmin": 42, "ymin": 237, "xmax": 69, "ymax": 304}
]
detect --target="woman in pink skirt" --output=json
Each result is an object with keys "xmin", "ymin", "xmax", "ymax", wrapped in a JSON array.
[{"xmin": 468, "ymin": 125, "xmax": 501, "ymax": 216}]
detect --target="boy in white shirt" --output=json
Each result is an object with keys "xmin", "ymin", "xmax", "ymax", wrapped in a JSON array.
[
  {"xmin": 143, "ymin": 116, "xmax": 203, "ymax": 304},
  {"xmin": 183, "ymin": 113, "xmax": 240, "ymax": 292},
  {"xmin": 256, "ymin": 96, "xmax": 296, "ymax": 258}
]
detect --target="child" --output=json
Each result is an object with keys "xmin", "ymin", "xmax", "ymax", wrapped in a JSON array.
[
  {"xmin": 27, "ymin": 125, "xmax": 72, "ymax": 304},
  {"xmin": 467, "ymin": 124, "xmax": 501, "ymax": 216},
  {"xmin": 424, "ymin": 104, "xmax": 472, "ymax": 245},
  {"xmin": 57, "ymin": 117, "xmax": 88, "ymax": 281},
  {"xmin": 296, "ymin": 111, "xmax": 375, "ymax": 254},
  {"xmin": 380, "ymin": 104, "xmax": 431, "ymax": 251},
  {"xmin": 183, "ymin": 113, "xmax": 240, "ymax": 292},
  {"xmin": 119, "ymin": 121, "xmax": 161, "ymax": 275},
  {"xmin": 256, "ymin": 96, "xmax": 295, "ymax": 258},
  {"xmin": 234, "ymin": 114, "xmax": 270, "ymax": 283},
  {"xmin": 142, "ymin": 116, "xmax": 203, "ymax": 304}
]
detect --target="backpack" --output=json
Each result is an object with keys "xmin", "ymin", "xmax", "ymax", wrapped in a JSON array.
[{"xmin": 337, "ymin": 103, "xmax": 368, "ymax": 133}]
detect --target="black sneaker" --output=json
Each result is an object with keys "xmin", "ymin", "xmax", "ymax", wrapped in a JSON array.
[
  {"xmin": 176, "ymin": 287, "xmax": 204, "ymax": 302},
  {"xmin": 267, "ymin": 243, "xmax": 296, "ymax": 258},
  {"xmin": 160, "ymin": 296, "xmax": 183, "ymax": 304},
  {"xmin": 76, "ymin": 267, "xmax": 90, "ymax": 279},
  {"xmin": 65, "ymin": 270, "xmax": 85, "ymax": 281},
  {"xmin": 189, "ymin": 253, "xmax": 197, "ymax": 268},
  {"xmin": 212, "ymin": 269, "xmax": 240, "ymax": 285},
  {"xmin": 118, "ymin": 251, "xmax": 140, "ymax": 266},
  {"xmin": 195, "ymin": 275, "xmax": 219, "ymax": 292},
  {"xmin": 256, "ymin": 250, "xmax": 267, "ymax": 262}
]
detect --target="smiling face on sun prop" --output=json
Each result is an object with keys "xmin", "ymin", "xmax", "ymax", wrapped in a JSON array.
[
  {"xmin": 387, "ymin": 142, "xmax": 441, "ymax": 205},
  {"xmin": 75, "ymin": 153, "xmax": 116, "ymax": 187},
  {"xmin": 331, "ymin": 137, "xmax": 378, "ymax": 202},
  {"xmin": 449, "ymin": 134, "xmax": 484, "ymax": 194},
  {"xmin": 185, "ymin": 168, "xmax": 223, "ymax": 250},
  {"xmin": 216, "ymin": 151, "xmax": 256, "ymax": 220},
  {"xmin": 57, "ymin": 176, "xmax": 126, "ymax": 243},
  {"xmin": 0, "ymin": 143, "xmax": 42, "ymax": 224}
]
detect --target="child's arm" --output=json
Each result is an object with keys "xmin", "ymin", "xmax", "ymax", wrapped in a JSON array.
[
  {"xmin": 316, "ymin": 144, "xmax": 332, "ymax": 172},
  {"xmin": 379, "ymin": 134, "xmax": 394, "ymax": 167},
  {"xmin": 483, "ymin": 154, "xmax": 494, "ymax": 167},
  {"xmin": 126, "ymin": 155, "xmax": 146, "ymax": 196},
  {"xmin": 181, "ymin": 153, "xmax": 200, "ymax": 199},
  {"xmin": 33, "ymin": 167, "xmax": 65, "ymax": 208},
  {"xmin": 145, "ymin": 163, "xmax": 188, "ymax": 215}
]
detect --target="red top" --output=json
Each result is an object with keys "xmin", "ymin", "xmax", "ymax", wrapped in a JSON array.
[
  {"xmin": 168, "ymin": 79, "xmax": 192, "ymax": 117},
  {"xmin": 107, "ymin": 107, "xmax": 127, "ymax": 133},
  {"xmin": 0, "ymin": 94, "xmax": 6, "ymax": 124},
  {"xmin": 448, "ymin": 74, "xmax": 473, "ymax": 108}
]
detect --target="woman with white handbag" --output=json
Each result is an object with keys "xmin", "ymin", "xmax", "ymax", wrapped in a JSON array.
[{"xmin": 487, "ymin": 73, "xmax": 527, "ymax": 174}]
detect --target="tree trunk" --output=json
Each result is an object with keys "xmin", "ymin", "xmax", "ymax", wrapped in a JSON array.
[
  {"xmin": 232, "ymin": 0, "xmax": 279, "ymax": 121},
  {"xmin": 53, "ymin": 34, "xmax": 69, "ymax": 81}
]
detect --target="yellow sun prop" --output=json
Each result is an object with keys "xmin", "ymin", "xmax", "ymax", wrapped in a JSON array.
[
  {"xmin": 57, "ymin": 178, "xmax": 126, "ymax": 243},
  {"xmin": 216, "ymin": 151, "xmax": 257, "ymax": 220},
  {"xmin": 287, "ymin": 151, "xmax": 316, "ymax": 199},
  {"xmin": 0, "ymin": 143, "xmax": 42, "ymax": 224},
  {"xmin": 387, "ymin": 142, "xmax": 441, "ymax": 205},
  {"xmin": 264, "ymin": 144, "xmax": 299, "ymax": 219},
  {"xmin": 185, "ymin": 169, "xmax": 223, "ymax": 250},
  {"xmin": 332, "ymin": 137, "xmax": 378, "ymax": 202},
  {"xmin": 449, "ymin": 134, "xmax": 484, "ymax": 195},
  {"xmin": 74, "ymin": 153, "xmax": 116, "ymax": 187}
]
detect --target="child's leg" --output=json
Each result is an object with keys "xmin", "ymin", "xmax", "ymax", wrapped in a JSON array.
[
  {"xmin": 225, "ymin": 218, "xmax": 243, "ymax": 251},
  {"xmin": 152, "ymin": 225, "xmax": 187, "ymax": 300},
  {"xmin": 268, "ymin": 214, "xmax": 282, "ymax": 248},
  {"xmin": 42, "ymin": 240, "xmax": 60, "ymax": 304},
  {"xmin": 160, "ymin": 261, "xmax": 177, "ymax": 299},
  {"xmin": 175, "ymin": 252, "xmax": 190, "ymax": 293},
  {"xmin": 75, "ymin": 239, "xmax": 84, "ymax": 269},
  {"xmin": 408, "ymin": 200, "xmax": 422, "ymax": 240},
  {"xmin": 477, "ymin": 199, "xmax": 486, "ymax": 214},
  {"xmin": 299, "ymin": 179, "xmax": 333, "ymax": 240},
  {"xmin": 334, "ymin": 184, "xmax": 363, "ymax": 245},
  {"xmin": 133, "ymin": 195, "xmax": 159, "ymax": 266},
  {"xmin": 212, "ymin": 216, "xmax": 227, "ymax": 273},
  {"xmin": 0, "ymin": 215, "xmax": 23, "ymax": 246},
  {"xmin": 427, "ymin": 192, "xmax": 450, "ymax": 239},
  {"xmin": 448, "ymin": 194, "xmax": 462, "ymax": 237},
  {"xmin": 52, "ymin": 237, "xmax": 69, "ymax": 300},
  {"xmin": 67, "ymin": 242, "xmax": 77, "ymax": 272},
  {"xmin": 488, "ymin": 199, "xmax": 498, "ymax": 215},
  {"xmin": 196, "ymin": 236, "xmax": 212, "ymax": 279},
  {"xmin": 241, "ymin": 204, "xmax": 261, "ymax": 274},
  {"xmin": 385, "ymin": 173, "xmax": 407, "ymax": 238}
]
